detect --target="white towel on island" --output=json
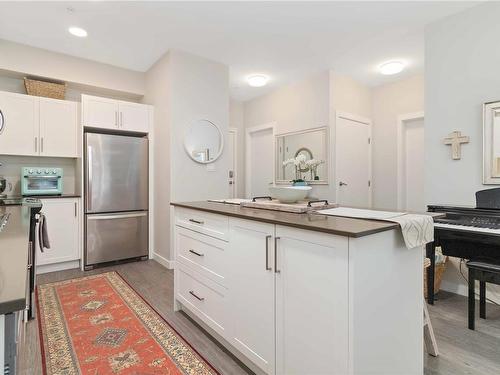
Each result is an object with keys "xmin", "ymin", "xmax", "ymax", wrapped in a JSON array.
[
  {"xmin": 388, "ymin": 214, "xmax": 434, "ymax": 249},
  {"xmin": 317, "ymin": 207, "xmax": 434, "ymax": 249}
]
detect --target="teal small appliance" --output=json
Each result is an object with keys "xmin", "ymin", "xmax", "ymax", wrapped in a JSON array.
[{"xmin": 21, "ymin": 167, "xmax": 63, "ymax": 196}]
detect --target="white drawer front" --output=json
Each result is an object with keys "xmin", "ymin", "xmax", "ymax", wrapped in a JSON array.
[
  {"xmin": 175, "ymin": 208, "xmax": 229, "ymax": 241},
  {"xmin": 177, "ymin": 264, "xmax": 226, "ymax": 337},
  {"xmin": 176, "ymin": 227, "xmax": 227, "ymax": 287}
]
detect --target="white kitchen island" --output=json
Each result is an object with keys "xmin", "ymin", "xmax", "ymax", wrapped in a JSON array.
[{"xmin": 171, "ymin": 201, "xmax": 424, "ymax": 375}]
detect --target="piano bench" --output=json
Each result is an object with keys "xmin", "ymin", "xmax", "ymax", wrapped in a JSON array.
[{"xmin": 467, "ymin": 261, "xmax": 500, "ymax": 330}]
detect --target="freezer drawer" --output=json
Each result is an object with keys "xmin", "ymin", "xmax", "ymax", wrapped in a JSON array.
[{"xmin": 85, "ymin": 211, "xmax": 148, "ymax": 266}]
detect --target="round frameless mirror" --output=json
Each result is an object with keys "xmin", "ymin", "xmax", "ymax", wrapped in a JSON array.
[
  {"xmin": 184, "ymin": 119, "xmax": 224, "ymax": 164},
  {"xmin": 0, "ymin": 110, "xmax": 4, "ymax": 135}
]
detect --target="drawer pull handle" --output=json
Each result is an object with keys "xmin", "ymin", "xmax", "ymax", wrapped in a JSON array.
[
  {"xmin": 189, "ymin": 249, "xmax": 205, "ymax": 257},
  {"xmin": 189, "ymin": 290, "xmax": 205, "ymax": 301},
  {"xmin": 188, "ymin": 218, "xmax": 204, "ymax": 225}
]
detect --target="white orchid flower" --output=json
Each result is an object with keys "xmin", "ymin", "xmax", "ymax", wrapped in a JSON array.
[{"xmin": 295, "ymin": 154, "xmax": 307, "ymax": 163}]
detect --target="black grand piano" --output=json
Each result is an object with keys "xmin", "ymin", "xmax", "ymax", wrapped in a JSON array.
[{"xmin": 426, "ymin": 187, "xmax": 500, "ymax": 304}]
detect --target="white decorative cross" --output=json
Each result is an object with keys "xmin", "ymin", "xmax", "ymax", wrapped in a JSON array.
[{"xmin": 443, "ymin": 131, "xmax": 469, "ymax": 160}]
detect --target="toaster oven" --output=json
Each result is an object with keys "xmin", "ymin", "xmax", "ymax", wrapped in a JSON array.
[{"xmin": 21, "ymin": 167, "xmax": 63, "ymax": 196}]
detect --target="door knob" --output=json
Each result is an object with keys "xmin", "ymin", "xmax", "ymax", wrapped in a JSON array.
[{"xmin": 339, "ymin": 181, "xmax": 348, "ymax": 186}]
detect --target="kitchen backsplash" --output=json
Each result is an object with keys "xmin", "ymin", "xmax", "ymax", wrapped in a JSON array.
[{"xmin": 0, "ymin": 155, "xmax": 78, "ymax": 196}]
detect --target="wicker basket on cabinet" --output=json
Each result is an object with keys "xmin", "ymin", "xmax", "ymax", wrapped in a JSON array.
[{"xmin": 24, "ymin": 78, "xmax": 66, "ymax": 100}]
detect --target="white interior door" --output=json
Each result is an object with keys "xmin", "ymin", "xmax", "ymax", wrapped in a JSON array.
[
  {"xmin": 228, "ymin": 129, "xmax": 237, "ymax": 198},
  {"xmin": 336, "ymin": 114, "xmax": 372, "ymax": 207},
  {"xmin": 246, "ymin": 124, "xmax": 274, "ymax": 198},
  {"xmin": 399, "ymin": 116, "xmax": 425, "ymax": 211}
]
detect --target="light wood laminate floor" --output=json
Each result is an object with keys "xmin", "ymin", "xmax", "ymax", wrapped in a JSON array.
[{"xmin": 18, "ymin": 260, "xmax": 500, "ymax": 374}]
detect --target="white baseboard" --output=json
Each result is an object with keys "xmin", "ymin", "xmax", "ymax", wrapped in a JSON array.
[
  {"xmin": 37, "ymin": 260, "xmax": 80, "ymax": 274},
  {"xmin": 152, "ymin": 252, "xmax": 175, "ymax": 269},
  {"xmin": 440, "ymin": 280, "xmax": 467, "ymax": 297}
]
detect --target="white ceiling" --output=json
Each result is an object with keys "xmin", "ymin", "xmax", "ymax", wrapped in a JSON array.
[{"xmin": 0, "ymin": 1, "xmax": 478, "ymax": 101}]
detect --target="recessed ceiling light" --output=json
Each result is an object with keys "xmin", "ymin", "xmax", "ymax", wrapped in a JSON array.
[
  {"xmin": 68, "ymin": 26, "xmax": 87, "ymax": 38},
  {"xmin": 378, "ymin": 61, "xmax": 405, "ymax": 75},
  {"xmin": 247, "ymin": 74, "xmax": 269, "ymax": 87}
]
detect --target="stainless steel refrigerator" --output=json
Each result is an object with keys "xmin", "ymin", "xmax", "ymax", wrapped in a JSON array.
[{"xmin": 84, "ymin": 132, "xmax": 148, "ymax": 270}]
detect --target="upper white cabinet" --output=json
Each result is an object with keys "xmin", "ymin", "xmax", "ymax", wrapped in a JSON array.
[
  {"xmin": 0, "ymin": 91, "xmax": 78, "ymax": 157},
  {"xmin": 0, "ymin": 91, "xmax": 39, "ymax": 156},
  {"xmin": 82, "ymin": 94, "xmax": 150, "ymax": 133},
  {"xmin": 37, "ymin": 198, "xmax": 80, "ymax": 266},
  {"xmin": 82, "ymin": 95, "xmax": 118, "ymax": 130},
  {"xmin": 39, "ymin": 98, "xmax": 79, "ymax": 157},
  {"xmin": 119, "ymin": 101, "xmax": 150, "ymax": 132}
]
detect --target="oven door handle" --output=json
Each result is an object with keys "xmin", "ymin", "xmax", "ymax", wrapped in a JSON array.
[{"xmin": 23, "ymin": 175, "xmax": 61, "ymax": 179}]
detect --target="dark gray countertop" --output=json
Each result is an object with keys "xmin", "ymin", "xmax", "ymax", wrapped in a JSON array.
[
  {"xmin": 171, "ymin": 201, "xmax": 404, "ymax": 237},
  {"xmin": 0, "ymin": 204, "xmax": 30, "ymax": 314}
]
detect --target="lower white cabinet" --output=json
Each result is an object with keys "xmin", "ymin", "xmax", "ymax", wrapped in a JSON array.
[
  {"xmin": 228, "ymin": 219, "xmax": 275, "ymax": 374},
  {"xmin": 174, "ymin": 209, "xmax": 422, "ymax": 375},
  {"xmin": 37, "ymin": 198, "xmax": 80, "ymax": 266},
  {"xmin": 274, "ymin": 225, "xmax": 349, "ymax": 375}
]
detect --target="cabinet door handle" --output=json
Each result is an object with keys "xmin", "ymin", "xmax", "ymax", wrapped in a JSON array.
[
  {"xmin": 74, "ymin": 202, "xmax": 77, "ymax": 217},
  {"xmin": 274, "ymin": 236, "xmax": 281, "ymax": 273},
  {"xmin": 41, "ymin": 137, "xmax": 44, "ymax": 153},
  {"xmin": 189, "ymin": 249, "xmax": 204, "ymax": 257},
  {"xmin": 188, "ymin": 218, "xmax": 204, "ymax": 225},
  {"xmin": 265, "ymin": 235, "xmax": 272, "ymax": 271},
  {"xmin": 115, "ymin": 111, "xmax": 118, "ymax": 127},
  {"xmin": 189, "ymin": 290, "xmax": 205, "ymax": 301},
  {"xmin": 120, "ymin": 112, "xmax": 123, "ymax": 127},
  {"xmin": 34, "ymin": 137, "xmax": 37, "ymax": 153}
]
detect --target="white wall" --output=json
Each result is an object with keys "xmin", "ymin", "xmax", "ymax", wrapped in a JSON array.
[
  {"xmin": 426, "ymin": 2, "xmax": 500, "ymax": 301},
  {"xmin": 330, "ymin": 72, "xmax": 371, "ymax": 119},
  {"xmin": 0, "ymin": 75, "xmax": 140, "ymax": 103},
  {"xmin": 244, "ymin": 71, "xmax": 332, "ymax": 199},
  {"xmin": 0, "ymin": 155, "xmax": 77, "ymax": 196},
  {"xmin": 169, "ymin": 50, "xmax": 230, "ymax": 202},
  {"xmin": 0, "ymin": 39, "xmax": 145, "ymax": 98},
  {"xmin": 142, "ymin": 50, "xmax": 230, "ymax": 262},
  {"xmin": 143, "ymin": 52, "xmax": 171, "ymax": 262},
  {"xmin": 245, "ymin": 71, "xmax": 331, "ymax": 135},
  {"xmin": 243, "ymin": 70, "xmax": 373, "ymax": 201},
  {"xmin": 371, "ymin": 74, "xmax": 424, "ymax": 209},
  {"xmin": 229, "ymin": 99, "xmax": 246, "ymax": 198}
]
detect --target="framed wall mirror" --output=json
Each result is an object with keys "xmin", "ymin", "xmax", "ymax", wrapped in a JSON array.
[
  {"xmin": 483, "ymin": 101, "xmax": 500, "ymax": 184},
  {"xmin": 0, "ymin": 110, "xmax": 4, "ymax": 134},
  {"xmin": 275, "ymin": 127, "xmax": 328, "ymax": 184},
  {"xmin": 184, "ymin": 119, "xmax": 224, "ymax": 164}
]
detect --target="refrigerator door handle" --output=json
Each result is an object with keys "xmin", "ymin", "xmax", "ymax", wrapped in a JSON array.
[
  {"xmin": 87, "ymin": 145, "xmax": 93, "ymax": 212},
  {"xmin": 88, "ymin": 212, "xmax": 148, "ymax": 220}
]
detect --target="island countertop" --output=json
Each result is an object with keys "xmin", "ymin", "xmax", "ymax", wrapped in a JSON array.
[
  {"xmin": 0, "ymin": 204, "xmax": 30, "ymax": 314},
  {"xmin": 171, "ymin": 201, "xmax": 405, "ymax": 237}
]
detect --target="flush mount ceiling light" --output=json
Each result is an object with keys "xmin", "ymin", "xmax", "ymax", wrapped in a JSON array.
[
  {"xmin": 247, "ymin": 74, "xmax": 269, "ymax": 87},
  {"xmin": 68, "ymin": 26, "xmax": 87, "ymax": 38},
  {"xmin": 378, "ymin": 61, "xmax": 405, "ymax": 75}
]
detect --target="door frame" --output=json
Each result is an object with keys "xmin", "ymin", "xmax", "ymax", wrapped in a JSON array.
[
  {"xmin": 335, "ymin": 111, "xmax": 373, "ymax": 207},
  {"xmin": 228, "ymin": 127, "xmax": 238, "ymax": 198},
  {"xmin": 245, "ymin": 122, "xmax": 276, "ymax": 198},
  {"xmin": 396, "ymin": 111, "xmax": 424, "ymax": 210}
]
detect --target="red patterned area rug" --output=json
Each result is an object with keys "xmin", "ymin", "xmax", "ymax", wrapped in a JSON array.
[{"xmin": 37, "ymin": 271, "xmax": 219, "ymax": 375}]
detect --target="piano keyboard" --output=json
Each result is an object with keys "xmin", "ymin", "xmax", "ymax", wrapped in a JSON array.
[{"xmin": 434, "ymin": 222, "xmax": 500, "ymax": 235}]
